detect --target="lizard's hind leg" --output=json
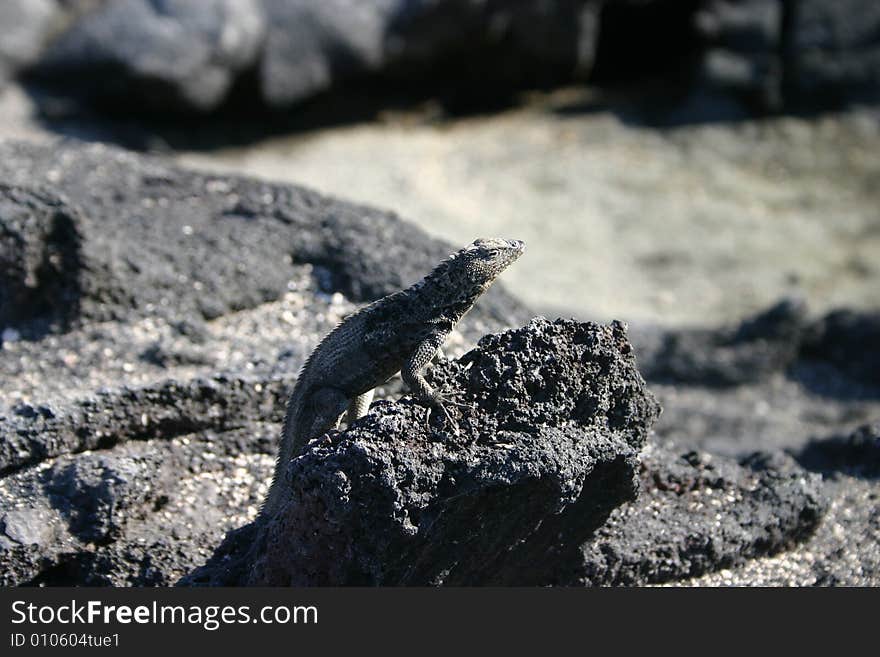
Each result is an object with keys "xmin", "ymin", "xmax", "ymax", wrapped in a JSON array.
[
  {"xmin": 295, "ymin": 387, "xmax": 351, "ymax": 455},
  {"xmin": 345, "ymin": 389, "xmax": 375, "ymax": 425}
]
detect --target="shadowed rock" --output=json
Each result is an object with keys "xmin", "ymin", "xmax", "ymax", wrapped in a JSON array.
[
  {"xmin": 573, "ymin": 446, "xmax": 827, "ymax": 585},
  {"xmin": 0, "ymin": 427, "xmax": 277, "ymax": 586},
  {"xmin": 0, "ymin": 184, "xmax": 86, "ymax": 332},
  {"xmin": 796, "ymin": 423, "xmax": 880, "ymax": 479},
  {"xmin": 185, "ymin": 317, "xmax": 828, "ymax": 587},
  {"xmin": 636, "ymin": 297, "xmax": 808, "ymax": 386},
  {"xmin": 802, "ymin": 310, "xmax": 880, "ymax": 388},
  {"xmin": 633, "ymin": 297, "xmax": 880, "ymax": 393},
  {"xmin": 25, "ymin": 0, "xmax": 600, "ymax": 113},
  {"xmin": 785, "ymin": 0, "xmax": 880, "ymax": 108},
  {"xmin": 0, "ymin": 135, "xmax": 868, "ymax": 585}
]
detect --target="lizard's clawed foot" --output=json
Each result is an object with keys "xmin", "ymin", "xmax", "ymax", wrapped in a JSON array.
[{"xmin": 423, "ymin": 395, "xmax": 464, "ymax": 436}]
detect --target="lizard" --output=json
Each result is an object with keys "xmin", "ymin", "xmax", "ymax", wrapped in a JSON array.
[{"xmin": 260, "ymin": 237, "xmax": 525, "ymax": 516}]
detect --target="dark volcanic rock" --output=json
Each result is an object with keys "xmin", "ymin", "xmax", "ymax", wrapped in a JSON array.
[
  {"xmin": 8, "ymin": 1, "xmax": 880, "ymax": 118},
  {"xmin": 573, "ymin": 444, "xmax": 827, "ymax": 585},
  {"xmin": 248, "ymin": 421, "xmax": 638, "ymax": 586},
  {"xmin": 0, "ymin": 184, "xmax": 87, "ymax": 332},
  {"xmin": 796, "ymin": 423, "xmax": 880, "ymax": 479},
  {"xmin": 0, "ymin": 375, "xmax": 288, "ymax": 476},
  {"xmin": 258, "ymin": 0, "xmax": 600, "ymax": 109},
  {"xmin": 635, "ymin": 297, "xmax": 880, "ymax": 392},
  {"xmin": 0, "ymin": 140, "xmax": 529, "ymax": 333},
  {"xmin": 186, "ymin": 318, "xmax": 661, "ymax": 586},
  {"xmin": 637, "ymin": 297, "xmax": 808, "ymax": 386},
  {"xmin": 802, "ymin": 309, "xmax": 880, "ymax": 387},
  {"xmin": 0, "ymin": 136, "xmax": 871, "ymax": 586},
  {"xmin": 259, "ymin": 0, "xmax": 397, "ymax": 107},
  {"xmin": 185, "ymin": 318, "xmax": 830, "ymax": 587},
  {"xmin": 0, "ymin": 137, "xmax": 536, "ymax": 586},
  {"xmin": 43, "ymin": 450, "xmax": 167, "ymax": 545},
  {"xmin": 694, "ymin": 0, "xmax": 880, "ymax": 111},
  {"xmin": 785, "ymin": 0, "xmax": 880, "ymax": 108},
  {"xmin": 0, "ymin": 426, "xmax": 277, "ymax": 586},
  {"xmin": 34, "ymin": 0, "xmax": 267, "ymax": 112},
  {"xmin": 383, "ymin": 0, "xmax": 599, "ymax": 93},
  {"xmin": 694, "ymin": 0, "xmax": 782, "ymax": 111},
  {"xmin": 24, "ymin": 0, "xmax": 601, "ymax": 113}
]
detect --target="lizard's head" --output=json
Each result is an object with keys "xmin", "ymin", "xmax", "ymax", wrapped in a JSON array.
[
  {"xmin": 415, "ymin": 238, "xmax": 524, "ymax": 314},
  {"xmin": 457, "ymin": 238, "xmax": 525, "ymax": 288}
]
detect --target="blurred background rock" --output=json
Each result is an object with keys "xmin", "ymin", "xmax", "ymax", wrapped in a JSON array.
[{"xmin": 1, "ymin": 0, "xmax": 878, "ymax": 326}]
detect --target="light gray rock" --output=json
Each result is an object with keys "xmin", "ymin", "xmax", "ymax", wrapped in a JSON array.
[
  {"xmin": 0, "ymin": 0, "xmax": 58, "ymax": 84},
  {"xmin": 37, "ymin": 0, "xmax": 266, "ymax": 111},
  {"xmin": 260, "ymin": 0, "xmax": 398, "ymax": 106}
]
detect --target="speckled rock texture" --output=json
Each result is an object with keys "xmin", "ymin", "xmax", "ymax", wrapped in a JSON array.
[
  {"xmin": 0, "ymin": 138, "xmax": 875, "ymax": 586},
  {"xmin": 573, "ymin": 447, "xmax": 826, "ymax": 585},
  {"xmin": 0, "ymin": 138, "xmax": 529, "ymax": 586},
  {"xmin": 187, "ymin": 318, "xmax": 660, "ymax": 586}
]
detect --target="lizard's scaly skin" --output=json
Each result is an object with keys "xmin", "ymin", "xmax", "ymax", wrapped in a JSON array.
[{"xmin": 261, "ymin": 238, "xmax": 525, "ymax": 516}]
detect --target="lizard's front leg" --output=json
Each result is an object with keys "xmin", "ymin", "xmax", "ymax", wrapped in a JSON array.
[{"xmin": 402, "ymin": 333, "xmax": 460, "ymax": 433}]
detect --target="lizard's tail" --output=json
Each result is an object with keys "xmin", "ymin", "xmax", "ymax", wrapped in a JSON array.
[{"xmin": 259, "ymin": 383, "xmax": 308, "ymax": 517}]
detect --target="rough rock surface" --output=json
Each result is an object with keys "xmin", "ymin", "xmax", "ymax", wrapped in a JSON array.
[
  {"xmin": 0, "ymin": 138, "xmax": 875, "ymax": 586},
  {"xmin": 683, "ymin": 424, "xmax": 879, "ymax": 586},
  {"xmin": 0, "ymin": 426, "xmax": 277, "ymax": 586},
  {"xmin": 0, "ymin": 184, "xmax": 86, "ymax": 331},
  {"xmin": 574, "ymin": 445, "xmax": 826, "ymax": 585},
  {"xmin": 186, "ymin": 318, "xmax": 659, "ymax": 586},
  {"xmin": 0, "ymin": 137, "xmax": 530, "ymax": 586},
  {"xmin": 0, "ymin": 375, "xmax": 288, "ymax": 476}
]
